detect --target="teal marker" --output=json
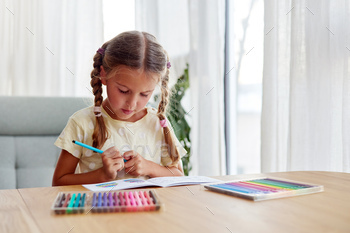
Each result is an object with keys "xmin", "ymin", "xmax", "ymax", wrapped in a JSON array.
[
  {"xmin": 72, "ymin": 140, "xmax": 127, "ymax": 162},
  {"xmin": 72, "ymin": 193, "xmax": 81, "ymax": 214},
  {"xmin": 74, "ymin": 193, "xmax": 81, "ymax": 208},
  {"xmin": 67, "ymin": 193, "xmax": 76, "ymax": 214}
]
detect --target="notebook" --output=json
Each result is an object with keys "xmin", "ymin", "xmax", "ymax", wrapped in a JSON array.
[{"xmin": 83, "ymin": 176, "xmax": 220, "ymax": 192}]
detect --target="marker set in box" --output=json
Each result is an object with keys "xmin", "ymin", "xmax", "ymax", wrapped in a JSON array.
[
  {"xmin": 52, "ymin": 190, "xmax": 161, "ymax": 214},
  {"xmin": 203, "ymin": 177, "xmax": 323, "ymax": 201}
]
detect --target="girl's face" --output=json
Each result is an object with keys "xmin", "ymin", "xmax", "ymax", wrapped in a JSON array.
[{"xmin": 100, "ymin": 65, "xmax": 159, "ymax": 122}]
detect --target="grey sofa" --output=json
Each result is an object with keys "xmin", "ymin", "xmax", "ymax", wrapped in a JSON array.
[{"xmin": 0, "ymin": 96, "xmax": 92, "ymax": 189}]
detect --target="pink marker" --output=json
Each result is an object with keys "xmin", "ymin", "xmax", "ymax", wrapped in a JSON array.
[
  {"xmin": 134, "ymin": 191, "xmax": 143, "ymax": 211},
  {"xmin": 139, "ymin": 191, "xmax": 149, "ymax": 211},
  {"xmin": 124, "ymin": 192, "xmax": 132, "ymax": 212},
  {"xmin": 128, "ymin": 192, "xmax": 137, "ymax": 211}
]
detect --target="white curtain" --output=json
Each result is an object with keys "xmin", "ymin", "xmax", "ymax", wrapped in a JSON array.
[
  {"xmin": 0, "ymin": 0, "xmax": 103, "ymax": 96},
  {"xmin": 136, "ymin": 0, "xmax": 226, "ymax": 176},
  {"xmin": 262, "ymin": 0, "xmax": 350, "ymax": 172}
]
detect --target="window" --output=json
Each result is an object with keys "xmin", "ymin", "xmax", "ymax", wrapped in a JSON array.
[
  {"xmin": 103, "ymin": 0, "xmax": 135, "ymax": 41},
  {"xmin": 232, "ymin": 0, "xmax": 264, "ymax": 174},
  {"xmin": 102, "ymin": 0, "xmax": 264, "ymax": 175}
]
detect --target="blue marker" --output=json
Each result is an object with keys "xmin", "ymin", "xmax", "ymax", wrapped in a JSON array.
[
  {"xmin": 72, "ymin": 140, "xmax": 103, "ymax": 153},
  {"xmin": 98, "ymin": 192, "xmax": 102, "ymax": 207},
  {"xmin": 72, "ymin": 140, "xmax": 127, "ymax": 162},
  {"xmin": 81, "ymin": 193, "xmax": 86, "ymax": 207},
  {"xmin": 92, "ymin": 193, "xmax": 97, "ymax": 207}
]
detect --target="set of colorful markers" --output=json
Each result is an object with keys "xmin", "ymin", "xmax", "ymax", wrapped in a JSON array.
[
  {"xmin": 53, "ymin": 190, "xmax": 161, "ymax": 214},
  {"xmin": 210, "ymin": 178, "xmax": 314, "ymax": 194},
  {"xmin": 204, "ymin": 178, "xmax": 324, "ymax": 201}
]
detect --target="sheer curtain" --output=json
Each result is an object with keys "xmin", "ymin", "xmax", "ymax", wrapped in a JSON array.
[
  {"xmin": 262, "ymin": 0, "xmax": 350, "ymax": 172},
  {"xmin": 136, "ymin": 0, "xmax": 227, "ymax": 175},
  {"xmin": 0, "ymin": 0, "xmax": 103, "ymax": 96}
]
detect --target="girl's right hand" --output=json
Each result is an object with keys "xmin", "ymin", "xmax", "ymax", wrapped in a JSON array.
[{"xmin": 101, "ymin": 147, "xmax": 124, "ymax": 180}]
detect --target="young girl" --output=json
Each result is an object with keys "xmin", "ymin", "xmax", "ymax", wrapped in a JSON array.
[{"xmin": 52, "ymin": 31, "xmax": 186, "ymax": 186}]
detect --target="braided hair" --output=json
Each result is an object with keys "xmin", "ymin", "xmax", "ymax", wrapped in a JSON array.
[{"xmin": 90, "ymin": 43, "xmax": 109, "ymax": 148}]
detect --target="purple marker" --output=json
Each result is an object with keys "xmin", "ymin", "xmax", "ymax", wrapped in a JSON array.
[
  {"xmin": 108, "ymin": 192, "xmax": 113, "ymax": 212},
  {"xmin": 103, "ymin": 192, "xmax": 107, "ymax": 207}
]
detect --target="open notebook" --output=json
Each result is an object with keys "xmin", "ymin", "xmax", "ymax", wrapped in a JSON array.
[{"xmin": 83, "ymin": 176, "xmax": 220, "ymax": 192}]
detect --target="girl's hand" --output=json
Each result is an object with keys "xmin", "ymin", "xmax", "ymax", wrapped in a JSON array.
[
  {"xmin": 123, "ymin": 150, "xmax": 150, "ymax": 176},
  {"xmin": 101, "ymin": 147, "xmax": 124, "ymax": 180}
]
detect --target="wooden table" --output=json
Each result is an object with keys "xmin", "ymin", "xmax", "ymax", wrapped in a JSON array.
[{"xmin": 1, "ymin": 171, "xmax": 349, "ymax": 233}]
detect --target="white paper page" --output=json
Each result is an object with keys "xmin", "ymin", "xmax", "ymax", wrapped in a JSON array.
[
  {"xmin": 83, "ymin": 178, "xmax": 159, "ymax": 192},
  {"xmin": 147, "ymin": 176, "xmax": 221, "ymax": 187},
  {"xmin": 83, "ymin": 176, "xmax": 221, "ymax": 192}
]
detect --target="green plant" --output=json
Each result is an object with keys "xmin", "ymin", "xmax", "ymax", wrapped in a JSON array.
[{"xmin": 154, "ymin": 64, "xmax": 192, "ymax": 175}]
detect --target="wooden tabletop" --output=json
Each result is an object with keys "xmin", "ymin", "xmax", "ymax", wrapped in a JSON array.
[{"xmin": 1, "ymin": 171, "xmax": 349, "ymax": 233}]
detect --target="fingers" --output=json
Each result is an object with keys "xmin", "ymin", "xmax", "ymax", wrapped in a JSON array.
[
  {"xmin": 101, "ymin": 147, "xmax": 125, "ymax": 179},
  {"xmin": 125, "ymin": 165, "xmax": 136, "ymax": 175},
  {"xmin": 123, "ymin": 151, "xmax": 138, "ymax": 174},
  {"xmin": 113, "ymin": 160, "xmax": 124, "ymax": 172},
  {"xmin": 101, "ymin": 149, "xmax": 147, "ymax": 178},
  {"xmin": 102, "ymin": 154, "xmax": 124, "ymax": 167},
  {"xmin": 103, "ymin": 146, "xmax": 120, "ymax": 158},
  {"xmin": 123, "ymin": 151, "xmax": 150, "ymax": 176},
  {"xmin": 123, "ymin": 150, "xmax": 137, "ymax": 161}
]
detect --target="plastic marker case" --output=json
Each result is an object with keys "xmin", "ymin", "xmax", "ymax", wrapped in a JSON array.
[
  {"xmin": 52, "ymin": 190, "xmax": 162, "ymax": 214},
  {"xmin": 203, "ymin": 177, "xmax": 324, "ymax": 201}
]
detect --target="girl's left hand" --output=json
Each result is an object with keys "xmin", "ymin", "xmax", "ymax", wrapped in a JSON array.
[{"xmin": 123, "ymin": 150, "xmax": 150, "ymax": 176}]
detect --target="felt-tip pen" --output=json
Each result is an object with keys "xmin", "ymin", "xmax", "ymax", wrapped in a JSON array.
[{"xmin": 72, "ymin": 140, "xmax": 127, "ymax": 162}]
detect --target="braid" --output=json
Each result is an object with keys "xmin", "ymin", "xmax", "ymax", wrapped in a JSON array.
[
  {"xmin": 158, "ymin": 72, "xmax": 169, "ymax": 116},
  {"xmin": 158, "ymin": 59, "xmax": 180, "ymax": 165},
  {"xmin": 90, "ymin": 44, "xmax": 109, "ymax": 149}
]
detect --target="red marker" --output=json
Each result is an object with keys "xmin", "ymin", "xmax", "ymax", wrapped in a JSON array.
[
  {"xmin": 139, "ymin": 191, "xmax": 149, "ymax": 211},
  {"xmin": 144, "ymin": 191, "xmax": 155, "ymax": 211},
  {"xmin": 62, "ymin": 193, "xmax": 71, "ymax": 214}
]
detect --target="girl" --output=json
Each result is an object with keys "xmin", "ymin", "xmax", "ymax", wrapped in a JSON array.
[{"xmin": 52, "ymin": 31, "xmax": 186, "ymax": 186}]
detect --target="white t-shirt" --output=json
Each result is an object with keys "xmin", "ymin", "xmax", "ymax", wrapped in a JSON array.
[{"xmin": 55, "ymin": 106, "xmax": 186, "ymax": 179}]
